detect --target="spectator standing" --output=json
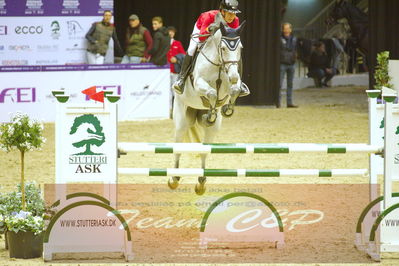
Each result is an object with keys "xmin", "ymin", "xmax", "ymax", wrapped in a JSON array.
[
  {"xmin": 308, "ymin": 41, "xmax": 337, "ymax": 87},
  {"xmin": 85, "ymin": 10, "xmax": 124, "ymax": 64},
  {"xmin": 167, "ymin": 27, "xmax": 186, "ymax": 86},
  {"xmin": 167, "ymin": 26, "xmax": 186, "ymax": 117},
  {"xmin": 149, "ymin": 16, "xmax": 170, "ymax": 66},
  {"xmin": 279, "ymin": 22, "xmax": 298, "ymax": 108},
  {"xmin": 121, "ymin": 14, "xmax": 153, "ymax": 64}
]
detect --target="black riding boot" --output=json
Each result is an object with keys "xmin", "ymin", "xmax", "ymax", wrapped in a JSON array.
[
  {"xmin": 238, "ymin": 59, "xmax": 250, "ymax": 97},
  {"xmin": 173, "ymin": 55, "xmax": 193, "ymax": 94}
]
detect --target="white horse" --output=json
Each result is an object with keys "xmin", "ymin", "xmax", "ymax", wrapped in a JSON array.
[{"xmin": 169, "ymin": 22, "xmax": 246, "ymax": 195}]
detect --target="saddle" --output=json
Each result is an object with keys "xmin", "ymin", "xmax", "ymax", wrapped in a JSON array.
[{"xmin": 188, "ymin": 41, "xmax": 206, "ymax": 78}]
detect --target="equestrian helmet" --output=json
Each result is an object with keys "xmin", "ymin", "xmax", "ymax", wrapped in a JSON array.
[{"xmin": 220, "ymin": 0, "xmax": 241, "ymax": 14}]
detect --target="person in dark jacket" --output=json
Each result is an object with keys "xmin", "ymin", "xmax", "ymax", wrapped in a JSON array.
[
  {"xmin": 279, "ymin": 22, "xmax": 298, "ymax": 108},
  {"xmin": 85, "ymin": 10, "xmax": 124, "ymax": 64},
  {"xmin": 308, "ymin": 41, "xmax": 337, "ymax": 87},
  {"xmin": 122, "ymin": 14, "xmax": 153, "ymax": 64},
  {"xmin": 149, "ymin": 16, "xmax": 170, "ymax": 66}
]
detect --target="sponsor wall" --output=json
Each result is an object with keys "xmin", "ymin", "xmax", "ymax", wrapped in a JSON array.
[
  {"xmin": 0, "ymin": 1, "xmax": 171, "ymax": 121},
  {"xmin": 0, "ymin": 64, "xmax": 171, "ymax": 122},
  {"xmin": 0, "ymin": 0, "xmax": 114, "ymax": 65}
]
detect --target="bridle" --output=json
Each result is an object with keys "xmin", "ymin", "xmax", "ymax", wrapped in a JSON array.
[{"xmin": 192, "ymin": 33, "xmax": 241, "ymax": 75}]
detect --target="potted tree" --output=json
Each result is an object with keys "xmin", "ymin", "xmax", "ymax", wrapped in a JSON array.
[
  {"xmin": 374, "ymin": 51, "xmax": 393, "ymax": 91},
  {"xmin": 0, "ymin": 112, "xmax": 46, "ymax": 258}
]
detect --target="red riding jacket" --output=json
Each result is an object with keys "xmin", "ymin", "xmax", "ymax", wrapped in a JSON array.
[
  {"xmin": 196, "ymin": 10, "xmax": 240, "ymax": 41},
  {"xmin": 167, "ymin": 39, "xmax": 186, "ymax": 74}
]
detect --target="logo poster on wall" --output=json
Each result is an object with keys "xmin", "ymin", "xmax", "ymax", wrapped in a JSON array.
[
  {"xmin": 0, "ymin": 0, "xmax": 6, "ymax": 15},
  {"xmin": 55, "ymin": 103, "xmax": 117, "ymax": 183},
  {"xmin": 0, "ymin": 0, "xmax": 114, "ymax": 65}
]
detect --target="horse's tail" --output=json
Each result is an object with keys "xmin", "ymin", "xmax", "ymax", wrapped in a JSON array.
[
  {"xmin": 186, "ymin": 123, "xmax": 203, "ymax": 143},
  {"xmin": 184, "ymin": 108, "xmax": 205, "ymax": 143}
]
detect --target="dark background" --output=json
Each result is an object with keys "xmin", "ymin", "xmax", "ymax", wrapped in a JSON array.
[
  {"xmin": 114, "ymin": 0, "xmax": 282, "ymax": 106},
  {"xmin": 368, "ymin": 0, "xmax": 399, "ymax": 88},
  {"xmin": 115, "ymin": 0, "xmax": 399, "ymax": 106}
]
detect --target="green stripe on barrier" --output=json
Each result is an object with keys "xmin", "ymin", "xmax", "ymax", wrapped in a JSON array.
[
  {"xmin": 155, "ymin": 147, "xmax": 173, "ymax": 153},
  {"xmin": 327, "ymin": 147, "xmax": 346, "ymax": 153},
  {"xmin": 319, "ymin": 170, "xmax": 332, "ymax": 177},
  {"xmin": 254, "ymin": 147, "xmax": 289, "ymax": 153},
  {"xmin": 204, "ymin": 169, "xmax": 238, "ymax": 177},
  {"xmin": 246, "ymin": 170, "xmax": 280, "ymax": 177},
  {"xmin": 211, "ymin": 147, "xmax": 247, "ymax": 153},
  {"xmin": 149, "ymin": 168, "xmax": 167, "ymax": 176}
]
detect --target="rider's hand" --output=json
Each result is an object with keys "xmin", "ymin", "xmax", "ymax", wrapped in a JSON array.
[
  {"xmin": 208, "ymin": 24, "xmax": 218, "ymax": 34},
  {"xmin": 170, "ymin": 57, "xmax": 177, "ymax": 63}
]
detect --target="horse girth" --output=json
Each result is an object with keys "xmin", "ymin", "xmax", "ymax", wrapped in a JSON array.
[
  {"xmin": 189, "ymin": 74, "xmax": 229, "ymax": 108},
  {"xmin": 200, "ymin": 95, "xmax": 229, "ymax": 108}
]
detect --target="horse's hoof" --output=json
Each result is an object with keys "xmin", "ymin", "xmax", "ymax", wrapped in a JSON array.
[
  {"xmin": 201, "ymin": 114, "xmax": 216, "ymax": 127},
  {"xmin": 195, "ymin": 184, "xmax": 206, "ymax": 195},
  {"xmin": 222, "ymin": 104, "xmax": 234, "ymax": 117},
  {"xmin": 206, "ymin": 90, "xmax": 217, "ymax": 101},
  {"xmin": 168, "ymin": 176, "xmax": 180, "ymax": 190},
  {"xmin": 239, "ymin": 82, "xmax": 250, "ymax": 97}
]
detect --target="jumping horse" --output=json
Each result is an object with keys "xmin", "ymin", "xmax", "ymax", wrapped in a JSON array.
[{"xmin": 169, "ymin": 22, "xmax": 246, "ymax": 195}]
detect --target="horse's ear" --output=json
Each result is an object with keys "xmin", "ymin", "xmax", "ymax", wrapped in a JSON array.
[
  {"xmin": 219, "ymin": 22, "xmax": 226, "ymax": 36},
  {"xmin": 336, "ymin": 0, "xmax": 345, "ymax": 6},
  {"xmin": 236, "ymin": 20, "xmax": 246, "ymax": 36}
]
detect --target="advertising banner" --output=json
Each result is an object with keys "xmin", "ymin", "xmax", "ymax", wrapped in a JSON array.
[
  {"xmin": 0, "ymin": 0, "xmax": 114, "ymax": 65},
  {"xmin": 0, "ymin": 64, "xmax": 171, "ymax": 122},
  {"xmin": 44, "ymin": 183, "xmax": 376, "ymax": 263}
]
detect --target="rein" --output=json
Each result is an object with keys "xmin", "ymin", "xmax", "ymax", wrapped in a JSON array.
[{"xmin": 191, "ymin": 33, "xmax": 240, "ymax": 72}]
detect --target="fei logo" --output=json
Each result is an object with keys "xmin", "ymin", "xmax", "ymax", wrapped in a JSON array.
[
  {"xmin": 0, "ymin": 88, "xmax": 36, "ymax": 103},
  {"xmin": 85, "ymin": 85, "xmax": 121, "ymax": 101},
  {"xmin": 69, "ymin": 114, "xmax": 107, "ymax": 174},
  {"xmin": 0, "ymin": 25, "xmax": 7, "ymax": 35}
]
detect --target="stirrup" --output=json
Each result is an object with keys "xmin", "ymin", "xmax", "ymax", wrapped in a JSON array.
[
  {"xmin": 239, "ymin": 82, "xmax": 250, "ymax": 97},
  {"xmin": 173, "ymin": 79, "xmax": 184, "ymax": 95}
]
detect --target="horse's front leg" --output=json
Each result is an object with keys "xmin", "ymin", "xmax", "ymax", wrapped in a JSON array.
[
  {"xmin": 222, "ymin": 83, "xmax": 241, "ymax": 118},
  {"xmin": 195, "ymin": 77, "xmax": 218, "ymax": 126}
]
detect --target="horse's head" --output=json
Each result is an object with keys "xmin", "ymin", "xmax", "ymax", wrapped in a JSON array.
[
  {"xmin": 332, "ymin": 0, "xmax": 348, "ymax": 20},
  {"xmin": 217, "ymin": 21, "xmax": 246, "ymax": 85},
  {"xmin": 328, "ymin": 0, "xmax": 348, "ymax": 25}
]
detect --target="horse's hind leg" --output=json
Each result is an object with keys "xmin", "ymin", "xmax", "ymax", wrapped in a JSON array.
[
  {"xmin": 168, "ymin": 130, "xmax": 186, "ymax": 189},
  {"xmin": 195, "ymin": 110, "xmax": 222, "ymax": 195},
  {"xmin": 168, "ymin": 98, "xmax": 196, "ymax": 190},
  {"xmin": 195, "ymin": 154, "xmax": 208, "ymax": 195}
]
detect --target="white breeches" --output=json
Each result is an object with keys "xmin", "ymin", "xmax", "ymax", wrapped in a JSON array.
[{"xmin": 187, "ymin": 24, "xmax": 201, "ymax": 56}]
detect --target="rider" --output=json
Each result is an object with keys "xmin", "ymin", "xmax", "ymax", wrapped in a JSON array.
[{"xmin": 173, "ymin": 0, "xmax": 250, "ymax": 97}]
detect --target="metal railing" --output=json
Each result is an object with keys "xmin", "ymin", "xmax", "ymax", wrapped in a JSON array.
[{"xmin": 292, "ymin": 0, "xmax": 368, "ymax": 77}]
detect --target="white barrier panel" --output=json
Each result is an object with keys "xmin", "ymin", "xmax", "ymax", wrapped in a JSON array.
[
  {"xmin": 55, "ymin": 102, "xmax": 117, "ymax": 184},
  {"xmin": 0, "ymin": 64, "xmax": 170, "ymax": 122},
  {"xmin": 389, "ymin": 60, "xmax": 399, "ymax": 95}
]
